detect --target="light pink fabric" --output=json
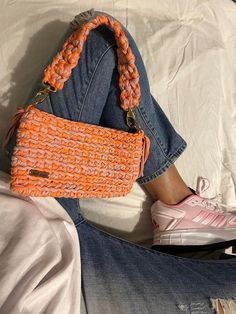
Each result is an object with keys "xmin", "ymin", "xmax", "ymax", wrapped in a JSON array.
[{"xmin": 0, "ymin": 171, "xmax": 81, "ymax": 314}]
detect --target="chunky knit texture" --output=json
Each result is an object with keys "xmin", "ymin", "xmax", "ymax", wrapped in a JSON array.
[
  {"xmin": 10, "ymin": 106, "xmax": 149, "ymax": 198},
  {"xmin": 44, "ymin": 14, "xmax": 141, "ymax": 111},
  {"xmin": 10, "ymin": 14, "xmax": 150, "ymax": 198}
]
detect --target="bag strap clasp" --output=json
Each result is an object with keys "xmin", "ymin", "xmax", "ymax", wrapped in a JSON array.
[
  {"xmin": 34, "ymin": 84, "xmax": 56, "ymax": 105},
  {"xmin": 126, "ymin": 108, "xmax": 142, "ymax": 132}
]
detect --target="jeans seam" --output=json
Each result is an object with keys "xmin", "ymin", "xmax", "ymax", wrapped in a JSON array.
[
  {"xmin": 74, "ymin": 198, "xmax": 85, "ymax": 226},
  {"xmin": 138, "ymin": 103, "xmax": 173, "ymax": 163},
  {"xmin": 168, "ymin": 139, "xmax": 187, "ymax": 160},
  {"xmin": 78, "ymin": 43, "xmax": 116, "ymax": 120},
  {"xmin": 75, "ymin": 219, "xmax": 86, "ymax": 227}
]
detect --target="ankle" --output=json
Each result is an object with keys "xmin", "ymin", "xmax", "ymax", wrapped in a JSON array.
[
  {"xmin": 143, "ymin": 165, "xmax": 195, "ymax": 205},
  {"xmin": 159, "ymin": 188, "xmax": 194, "ymax": 205}
]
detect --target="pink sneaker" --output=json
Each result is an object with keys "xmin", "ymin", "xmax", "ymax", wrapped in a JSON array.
[{"xmin": 151, "ymin": 178, "xmax": 236, "ymax": 246}]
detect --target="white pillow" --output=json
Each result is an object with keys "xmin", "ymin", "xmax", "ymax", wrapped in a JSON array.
[{"xmin": 80, "ymin": 182, "xmax": 154, "ymax": 247}]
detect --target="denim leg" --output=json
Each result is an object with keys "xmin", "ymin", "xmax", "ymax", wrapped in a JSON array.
[
  {"xmin": 78, "ymin": 218, "xmax": 236, "ymax": 314},
  {"xmin": 99, "ymin": 30, "xmax": 187, "ymax": 185}
]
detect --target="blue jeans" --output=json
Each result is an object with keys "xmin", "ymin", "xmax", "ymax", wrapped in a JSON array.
[{"xmin": 6, "ymin": 11, "xmax": 236, "ymax": 314}]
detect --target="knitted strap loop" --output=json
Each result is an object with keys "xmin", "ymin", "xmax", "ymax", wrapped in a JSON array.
[{"xmin": 43, "ymin": 14, "xmax": 141, "ymax": 111}]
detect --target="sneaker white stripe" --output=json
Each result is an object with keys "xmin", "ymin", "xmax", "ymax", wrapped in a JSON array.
[
  {"xmin": 218, "ymin": 217, "xmax": 227, "ymax": 228},
  {"xmin": 201, "ymin": 212, "xmax": 219, "ymax": 225},
  {"xmin": 192, "ymin": 210, "xmax": 208, "ymax": 223},
  {"xmin": 229, "ymin": 216, "xmax": 236, "ymax": 226},
  {"xmin": 211, "ymin": 215, "xmax": 226, "ymax": 227}
]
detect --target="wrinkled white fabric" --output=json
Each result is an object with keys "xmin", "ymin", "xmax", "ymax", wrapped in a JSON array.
[
  {"xmin": 1, "ymin": 0, "xmax": 236, "ymax": 247},
  {"xmin": 0, "ymin": 171, "xmax": 81, "ymax": 314}
]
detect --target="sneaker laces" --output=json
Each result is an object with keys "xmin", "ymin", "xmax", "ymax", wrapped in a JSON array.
[{"xmin": 195, "ymin": 177, "xmax": 236, "ymax": 213}]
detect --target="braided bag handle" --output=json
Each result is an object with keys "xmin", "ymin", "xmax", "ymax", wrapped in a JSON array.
[{"xmin": 43, "ymin": 14, "xmax": 141, "ymax": 111}]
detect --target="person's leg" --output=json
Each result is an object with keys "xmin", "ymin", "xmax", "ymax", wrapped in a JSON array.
[
  {"xmin": 96, "ymin": 15, "xmax": 192, "ymax": 204},
  {"xmin": 94, "ymin": 11, "xmax": 235, "ymax": 249},
  {"xmin": 84, "ymin": 11, "xmax": 235, "ymax": 250},
  {"xmin": 142, "ymin": 164, "xmax": 193, "ymax": 204}
]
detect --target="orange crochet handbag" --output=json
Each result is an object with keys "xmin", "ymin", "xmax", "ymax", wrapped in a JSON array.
[{"xmin": 5, "ymin": 14, "xmax": 150, "ymax": 198}]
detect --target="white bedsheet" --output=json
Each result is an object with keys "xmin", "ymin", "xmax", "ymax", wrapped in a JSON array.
[{"xmin": 1, "ymin": 0, "xmax": 236, "ymax": 246}]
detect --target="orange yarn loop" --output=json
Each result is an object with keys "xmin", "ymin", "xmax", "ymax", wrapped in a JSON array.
[{"xmin": 43, "ymin": 14, "xmax": 141, "ymax": 111}]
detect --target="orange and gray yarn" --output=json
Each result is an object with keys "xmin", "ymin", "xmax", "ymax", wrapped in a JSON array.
[
  {"xmin": 44, "ymin": 13, "xmax": 141, "ymax": 110},
  {"xmin": 10, "ymin": 14, "xmax": 150, "ymax": 198}
]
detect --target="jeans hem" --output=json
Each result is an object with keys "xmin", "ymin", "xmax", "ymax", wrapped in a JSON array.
[{"xmin": 137, "ymin": 140, "xmax": 187, "ymax": 185}]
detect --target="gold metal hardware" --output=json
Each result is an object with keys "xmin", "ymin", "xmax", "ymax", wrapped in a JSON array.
[
  {"xmin": 34, "ymin": 83, "xmax": 57, "ymax": 105},
  {"xmin": 126, "ymin": 108, "xmax": 142, "ymax": 131}
]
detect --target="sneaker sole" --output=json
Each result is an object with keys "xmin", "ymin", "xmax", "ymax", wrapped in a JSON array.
[{"xmin": 153, "ymin": 228, "xmax": 236, "ymax": 246}]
